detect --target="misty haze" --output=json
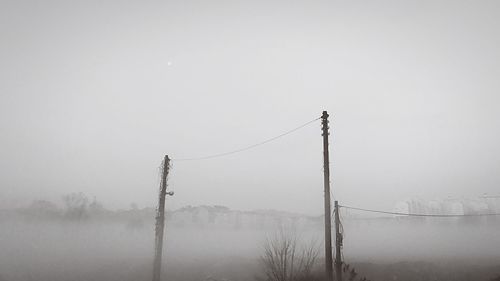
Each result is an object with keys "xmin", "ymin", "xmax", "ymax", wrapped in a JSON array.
[{"xmin": 1, "ymin": 0, "xmax": 500, "ymax": 281}]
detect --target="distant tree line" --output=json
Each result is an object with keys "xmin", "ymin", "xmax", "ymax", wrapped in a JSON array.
[{"xmin": 11, "ymin": 193, "xmax": 154, "ymax": 223}]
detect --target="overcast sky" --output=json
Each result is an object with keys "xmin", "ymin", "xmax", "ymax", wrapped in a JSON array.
[{"xmin": 1, "ymin": 0, "xmax": 499, "ymax": 214}]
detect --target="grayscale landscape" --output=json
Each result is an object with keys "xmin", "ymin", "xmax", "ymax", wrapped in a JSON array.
[{"xmin": 1, "ymin": 0, "xmax": 500, "ymax": 280}]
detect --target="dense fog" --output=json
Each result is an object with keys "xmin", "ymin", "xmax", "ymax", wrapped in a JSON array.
[
  {"xmin": 1, "ymin": 204, "xmax": 499, "ymax": 281},
  {"xmin": 2, "ymin": 0, "xmax": 500, "ymax": 280}
]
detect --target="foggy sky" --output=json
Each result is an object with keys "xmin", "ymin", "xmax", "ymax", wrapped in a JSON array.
[{"xmin": 1, "ymin": 0, "xmax": 500, "ymax": 214}]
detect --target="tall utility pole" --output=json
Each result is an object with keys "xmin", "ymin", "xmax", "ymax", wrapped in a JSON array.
[
  {"xmin": 321, "ymin": 111, "xmax": 333, "ymax": 281},
  {"xmin": 334, "ymin": 201, "xmax": 343, "ymax": 281},
  {"xmin": 153, "ymin": 155, "xmax": 173, "ymax": 281}
]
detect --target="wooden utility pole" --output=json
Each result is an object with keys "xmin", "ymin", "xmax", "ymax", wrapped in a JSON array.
[
  {"xmin": 321, "ymin": 111, "xmax": 333, "ymax": 281},
  {"xmin": 153, "ymin": 155, "xmax": 173, "ymax": 281},
  {"xmin": 334, "ymin": 201, "xmax": 343, "ymax": 281}
]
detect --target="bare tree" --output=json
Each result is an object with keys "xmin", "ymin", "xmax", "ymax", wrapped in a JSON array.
[
  {"xmin": 260, "ymin": 229, "xmax": 319, "ymax": 281},
  {"xmin": 62, "ymin": 192, "xmax": 89, "ymax": 221}
]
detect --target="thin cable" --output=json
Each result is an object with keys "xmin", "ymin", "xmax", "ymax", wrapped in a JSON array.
[
  {"xmin": 172, "ymin": 116, "xmax": 321, "ymax": 161},
  {"xmin": 340, "ymin": 205, "xmax": 500, "ymax": 217}
]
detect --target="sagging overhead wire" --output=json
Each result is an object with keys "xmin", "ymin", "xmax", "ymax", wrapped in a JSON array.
[
  {"xmin": 171, "ymin": 116, "xmax": 321, "ymax": 161},
  {"xmin": 340, "ymin": 205, "xmax": 500, "ymax": 217}
]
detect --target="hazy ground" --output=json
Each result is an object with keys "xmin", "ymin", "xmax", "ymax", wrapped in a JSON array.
[{"xmin": 1, "ymin": 217, "xmax": 499, "ymax": 281}]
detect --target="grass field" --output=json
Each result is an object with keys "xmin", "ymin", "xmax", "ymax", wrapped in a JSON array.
[{"xmin": 1, "ymin": 217, "xmax": 499, "ymax": 281}]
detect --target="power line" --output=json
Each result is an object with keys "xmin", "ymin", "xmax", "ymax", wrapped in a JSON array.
[
  {"xmin": 339, "ymin": 205, "xmax": 500, "ymax": 217},
  {"xmin": 172, "ymin": 116, "xmax": 321, "ymax": 161}
]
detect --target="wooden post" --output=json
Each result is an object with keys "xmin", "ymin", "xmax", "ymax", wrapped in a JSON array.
[
  {"xmin": 321, "ymin": 111, "xmax": 333, "ymax": 281},
  {"xmin": 334, "ymin": 201, "xmax": 343, "ymax": 281},
  {"xmin": 153, "ymin": 155, "xmax": 171, "ymax": 281}
]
